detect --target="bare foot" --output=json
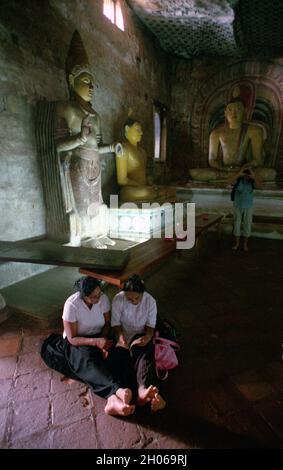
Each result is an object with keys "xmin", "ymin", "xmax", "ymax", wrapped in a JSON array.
[
  {"xmin": 116, "ymin": 388, "xmax": 132, "ymax": 404},
  {"xmin": 104, "ymin": 395, "xmax": 135, "ymax": 416},
  {"xmin": 151, "ymin": 393, "xmax": 166, "ymax": 412},
  {"xmin": 243, "ymin": 244, "xmax": 249, "ymax": 252},
  {"xmin": 137, "ymin": 385, "xmax": 159, "ymax": 406},
  {"xmin": 60, "ymin": 376, "xmax": 76, "ymax": 385},
  {"xmin": 232, "ymin": 244, "xmax": 239, "ymax": 251}
]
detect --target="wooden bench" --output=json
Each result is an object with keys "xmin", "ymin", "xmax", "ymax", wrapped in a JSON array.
[
  {"xmin": 80, "ymin": 213, "xmax": 223, "ymax": 287},
  {"xmin": 80, "ymin": 237, "xmax": 177, "ymax": 288},
  {"xmin": 0, "ymin": 214, "xmax": 223, "ymax": 289}
]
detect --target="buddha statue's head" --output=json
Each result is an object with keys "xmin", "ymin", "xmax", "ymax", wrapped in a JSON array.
[
  {"xmin": 66, "ymin": 31, "xmax": 94, "ymax": 103},
  {"xmin": 225, "ymin": 99, "xmax": 246, "ymax": 129},
  {"xmin": 68, "ymin": 70, "xmax": 94, "ymax": 102},
  {"xmin": 124, "ymin": 118, "xmax": 143, "ymax": 145}
]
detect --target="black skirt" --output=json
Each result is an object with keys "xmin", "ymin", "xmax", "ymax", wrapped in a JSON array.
[{"xmin": 41, "ymin": 333, "xmax": 120, "ymax": 399}]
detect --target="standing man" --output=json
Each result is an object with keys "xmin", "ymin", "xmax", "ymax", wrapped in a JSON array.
[{"xmin": 229, "ymin": 167, "xmax": 262, "ymax": 251}]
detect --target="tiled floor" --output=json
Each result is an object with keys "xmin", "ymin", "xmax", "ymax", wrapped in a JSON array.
[{"xmin": 0, "ymin": 235, "xmax": 283, "ymax": 448}]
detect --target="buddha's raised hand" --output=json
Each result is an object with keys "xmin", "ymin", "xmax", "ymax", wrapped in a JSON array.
[{"xmin": 80, "ymin": 114, "xmax": 92, "ymax": 142}]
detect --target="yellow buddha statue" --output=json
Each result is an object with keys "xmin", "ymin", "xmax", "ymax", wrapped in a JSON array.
[
  {"xmin": 115, "ymin": 117, "xmax": 175, "ymax": 203},
  {"xmin": 189, "ymin": 97, "xmax": 276, "ymax": 183}
]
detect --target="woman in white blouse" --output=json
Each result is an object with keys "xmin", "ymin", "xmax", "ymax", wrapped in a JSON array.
[
  {"xmin": 62, "ymin": 276, "xmax": 135, "ymax": 416},
  {"xmin": 111, "ymin": 274, "xmax": 166, "ymax": 411}
]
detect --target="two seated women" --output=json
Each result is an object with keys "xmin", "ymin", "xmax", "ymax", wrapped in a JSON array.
[{"xmin": 41, "ymin": 275, "xmax": 166, "ymax": 416}]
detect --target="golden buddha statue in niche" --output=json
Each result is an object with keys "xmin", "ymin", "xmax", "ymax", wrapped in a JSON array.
[
  {"xmin": 115, "ymin": 117, "xmax": 175, "ymax": 203},
  {"xmin": 189, "ymin": 87, "xmax": 277, "ymax": 183},
  {"xmin": 55, "ymin": 31, "xmax": 117, "ymax": 248}
]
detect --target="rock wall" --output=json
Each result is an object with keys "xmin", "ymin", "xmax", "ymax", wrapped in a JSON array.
[{"xmin": 0, "ymin": 0, "xmax": 170, "ymax": 287}]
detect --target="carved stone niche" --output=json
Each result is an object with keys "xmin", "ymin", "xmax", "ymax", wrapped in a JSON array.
[{"xmin": 190, "ymin": 60, "xmax": 283, "ymax": 178}]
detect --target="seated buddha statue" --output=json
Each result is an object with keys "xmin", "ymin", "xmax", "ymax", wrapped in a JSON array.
[
  {"xmin": 189, "ymin": 98, "xmax": 276, "ymax": 183},
  {"xmin": 115, "ymin": 117, "xmax": 175, "ymax": 203}
]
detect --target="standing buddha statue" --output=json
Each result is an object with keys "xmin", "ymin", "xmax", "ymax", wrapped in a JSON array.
[{"xmin": 55, "ymin": 31, "xmax": 118, "ymax": 248}]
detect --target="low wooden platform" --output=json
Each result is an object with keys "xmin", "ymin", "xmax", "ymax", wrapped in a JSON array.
[
  {"xmin": 0, "ymin": 213, "xmax": 223, "ymax": 290},
  {"xmin": 0, "ymin": 238, "xmax": 129, "ymax": 271},
  {"xmin": 80, "ymin": 237, "xmax": 177, "ymax": 287},
  {"xmin": 80, "ymin": 213, "xmax": 223, "ymax": 287}
]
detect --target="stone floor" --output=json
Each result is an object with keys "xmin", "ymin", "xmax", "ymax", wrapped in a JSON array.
[{"xmin": 0, "ymin": 235, "xmax": 283, "ymax": 449}]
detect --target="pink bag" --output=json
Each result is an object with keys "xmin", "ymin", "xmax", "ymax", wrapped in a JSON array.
[{"xmin": 153, "ymin": 331, "xmax": 180, "ymax": 380}]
